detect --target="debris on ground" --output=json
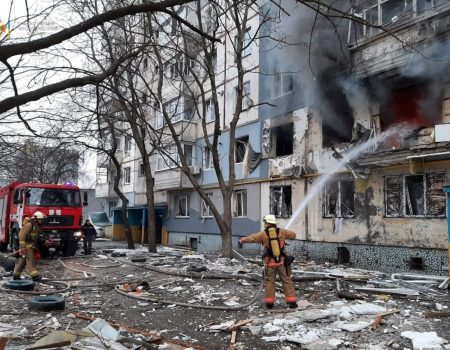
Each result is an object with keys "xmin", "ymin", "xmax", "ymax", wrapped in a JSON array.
[{"xmin": 0, "ymin": 243, "xmax": 448, "ymax": 349}]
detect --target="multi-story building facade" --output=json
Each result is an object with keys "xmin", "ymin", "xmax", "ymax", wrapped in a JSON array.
[{"xmin": 96, "ymin": 0, "xmax": 449, "ymax": 274}]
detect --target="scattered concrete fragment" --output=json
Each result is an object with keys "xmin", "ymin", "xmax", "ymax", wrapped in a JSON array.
[
  {"xmin": 334, "ymin": 320, "xmax": 371, "ymax": 332},
  {"xmin": 401, "ymin": 331, "xmax": 447, "ymax": 349}
]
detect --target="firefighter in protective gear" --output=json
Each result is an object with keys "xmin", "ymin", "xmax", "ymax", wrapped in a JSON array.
[
  {"xmin": 13, "ymin": 211, "xmax": 46, "ymax": 281},
  {"xmin": 239, "ymin": 214, "xmax": 297, "ymax": 309}
]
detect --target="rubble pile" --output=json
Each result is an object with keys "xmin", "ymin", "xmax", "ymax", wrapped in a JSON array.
[{"xmin": 0, "ymin": 244, "xmax": 448, "ymax": 349}]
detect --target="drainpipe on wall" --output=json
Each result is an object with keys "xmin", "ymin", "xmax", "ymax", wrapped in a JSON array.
[
  {"xmin": 304, "ymin": 178, "xmax": 309, "ymax": 261},
  {"xmin": 443, "ymin": 185, "xmax": 450, "ymax": 281}
]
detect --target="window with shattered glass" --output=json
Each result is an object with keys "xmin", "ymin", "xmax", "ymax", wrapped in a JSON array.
[
  {"xmin": 426, "ymin": 172, "xmax": 446, "ymax": 217},
  {"xmin": 235, "ymin": 136, "xmax": 249, "ymax": 163},
  {"xmin": 323, "ymin": 180, "xmax": 355, "ymax": 218},
  {"xmin": 270, "ymin": 186, "xmax": 292, "ymax": 218},
  {"xmin": 405, "ymin": 175, "xmax": 425, "ymax": 216},
  {"xmin": 384, "ymin": 173, "xmax": 446, "ymax": 217},
  {"xmin": 385, "ymin": 175, "xmax": 402, "ymax": 217},
  {"xmin": 176, "ymin": 195, "xmax": 189, "ymax": 217}
]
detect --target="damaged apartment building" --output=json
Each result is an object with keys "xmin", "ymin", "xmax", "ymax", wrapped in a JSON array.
[{"xmin": 95, "ymin": 0, "xmax": 450, "ymax": 274}]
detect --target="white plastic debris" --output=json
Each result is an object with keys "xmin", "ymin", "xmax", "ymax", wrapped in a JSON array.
[
  {"xmin": 87, "ymin": 318, "xmax": 119, "ymax": 341},
  {"xmin": 181, "ymin": 254, "xmax": 205, "ymax": 260},
  {"xmin": 401, "ymin": 331, "xmax": 447, "ymax": 349},
  {"xmin": 209, "ymin": 320, "xmax": 235, "ymax": 332}
]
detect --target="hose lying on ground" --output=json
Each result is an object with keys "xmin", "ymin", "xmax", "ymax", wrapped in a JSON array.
[
  {"xmin": 121, "ymin": 259, "xmax": 261, "ymax": 282},
  {"xmin": 114, "ymin": 267, "xmax": 265, "ymax": 311},
  {"xmin": 58, "ymin": 259, "xmax": 96, "ymax": 278}
]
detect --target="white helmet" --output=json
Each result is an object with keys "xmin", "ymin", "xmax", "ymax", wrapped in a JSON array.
[
  {"xmin": 263, "ymin": 214, "xmax": 277, "ymax": 225},
  {"xmin": 33, "ymin": 211, "xmax": 47, "ymax": 219}
]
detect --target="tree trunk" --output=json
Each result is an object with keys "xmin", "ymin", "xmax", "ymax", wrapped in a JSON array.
[
  {"xmin": 221, "ymin": 191, "xmax": 233, "ymax": 257},
  {"xmin": 145, "ymin": 175, "xmax": 157, "ymax": 252}
]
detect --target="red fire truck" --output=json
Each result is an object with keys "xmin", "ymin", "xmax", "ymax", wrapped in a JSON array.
[{"xmin": 0, "ymin": 182, "xmax": 86, "ymax": 257}]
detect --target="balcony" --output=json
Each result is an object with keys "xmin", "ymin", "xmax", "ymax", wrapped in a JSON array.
[
  {"xmin": 154, "ymin": 168, "xmax": 195, "ymax": 191},
  {"xmin": 348, "ymin": 1, "xmax": 450, "ymax": 78},
  {"xmin": 95, "ymin": 182, "xmax": 117, "ymax": 199}
]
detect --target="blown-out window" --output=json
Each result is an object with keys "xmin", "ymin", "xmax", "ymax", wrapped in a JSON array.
[
  {"xmin": 270, "ymin": 186, "xmax": 292, "ymax": 218},
  {"xmin": 324, "ymin": 180, "xmax": 355, "ymax": 218},
  {"xmin": 385, "ymin": 173, "xmax": 446, "ymax": 217}
]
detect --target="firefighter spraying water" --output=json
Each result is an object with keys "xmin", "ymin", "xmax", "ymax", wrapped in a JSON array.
[{"xmin": 239, "ymin": 215, "xmax": 298, "ymax": 309}]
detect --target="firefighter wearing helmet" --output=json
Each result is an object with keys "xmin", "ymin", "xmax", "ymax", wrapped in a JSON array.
[
  {"xmin": 239, "ymin": 214, "xmax": 297, "ymax": 309},
  {"xmin": 13, "ymin": 211, "xmax": 47, "ymax": 281}
]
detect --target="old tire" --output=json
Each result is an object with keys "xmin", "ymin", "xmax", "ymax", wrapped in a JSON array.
[
  {"xmin": 29, "ymin": 295, "xmax": 65, "ymax": 311},
  {"xmin": 4, "ymin": 280, "xmax": 35, "ymax": 291},
  {"xmin": 131, "ymin": 256, "xmax": 146, "ymax": 263},
  {"xmin": 62, "ymin": 240, "xmax": 78, "ymax": 257},
  {"xmin": 3, "ymin": 257, "xmax": 16, "ymax": 272}
]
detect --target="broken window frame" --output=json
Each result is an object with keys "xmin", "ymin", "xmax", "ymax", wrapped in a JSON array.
[
  {"xmin": 176, "ymin": 195, "xmax": 189, "ymax": 217},
  {"xmin": 201, "ymin": 192, "xmax": 213, "ymax": 218},
  {"xmin": 384, "ymin": 172, "xmax": 446, "ymax": 218},
  {"xmin": 323, "ymin": 179, "xmax": 355, "ymax": 218},
  {"xmin": 270, "ymin": 185, "xmax": 292, "ymax": 218},
  {"xmin": 234, "ymin": 190, "xmax": 247, "ymax": 217}
]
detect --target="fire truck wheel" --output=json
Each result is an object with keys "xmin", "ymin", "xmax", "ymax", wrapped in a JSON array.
[
  {"xmin": 4, "ymin": 280, "xmax": 35, "ymax": 291},
  {"xmin": 62, "ymin": 241, "xmax": 78, "ymax": 257},
  {"xmin": 29, "ymin": 295, "xmax": 65, "ymax": 311}
]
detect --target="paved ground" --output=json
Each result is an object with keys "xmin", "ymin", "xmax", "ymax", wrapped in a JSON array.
[{"xmin": 0, "ymin": 240, "xmax": 449, "ymax": 350}]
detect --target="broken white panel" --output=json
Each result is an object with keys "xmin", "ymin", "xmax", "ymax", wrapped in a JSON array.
[
  {"xmin": 181, "ymin": 254, "xmax": 205, "ymax": 260},
  {"xmin": 209, "ymin": 320, "xmax": 235, "ymax": 332},
  {"xmin": 435, "ymin": 124, "xmax": 450, "ymax": 142},
  {"xmin": 401, "ymin": 331, "xmax": 447, "ymax": 349},
  {"xmin": 355, "ymin": 287, "xmax": 420, "ymax": 296},
  {"xmin": 87, "ymin": 318, "xmax": 119, "ymax": 341},
  {"xmin": 342, "ymin": 302, "xmax": 386, "ymax": 315},
  {"xmin": 334, "ymin": 321, "xmax": 371, "ymax": 332}
]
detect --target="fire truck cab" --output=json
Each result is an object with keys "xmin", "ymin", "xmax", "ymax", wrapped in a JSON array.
[{"xmin": 0, "ymin": 182, "xmax": 86, "ymax": 257}]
